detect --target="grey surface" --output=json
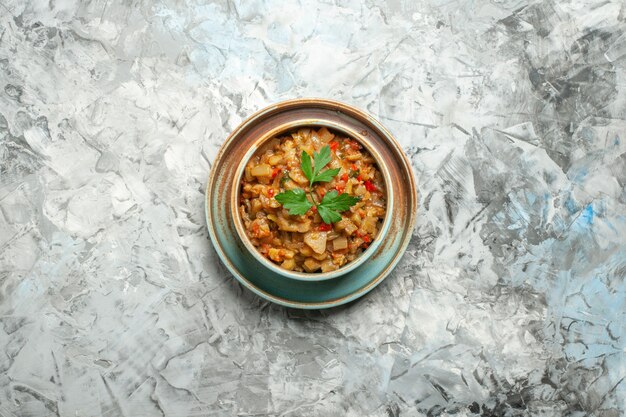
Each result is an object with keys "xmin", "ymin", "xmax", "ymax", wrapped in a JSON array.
[{"xmin": 1, "ymin": 0, "xmax": 625, "ymax": 416}]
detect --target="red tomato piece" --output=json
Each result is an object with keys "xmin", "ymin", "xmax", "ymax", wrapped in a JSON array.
[
  {"xmin": 271, "ymin": 167, "xmax": 281, "ymax": 179},
  {"xmin": 341, "ymin": 173, "xmax": 348, "ymax": 182},
  {"xmin": 318, "ymin": 223, "xmax": 332, "ymax": 231},
  {"xmin": 329, "ymin": 141, "xmax": 339, "ymax": 151},
  {"xmin": 364, "ymin": 180, "xmax": 377, "ymax": 192},
  {"xmin": 267, "ymin": 188, "xmax": 275, "ymax": 197}
]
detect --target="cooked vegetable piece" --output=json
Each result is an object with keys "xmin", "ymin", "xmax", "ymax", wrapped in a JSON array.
[
  {"xmin": 303, "ymin": 258, "xmax": 321, "ymax": 272},
  {"xmin": 332, "ymin": 236, "xmax": 348, "ymax": 251},
  {"xmin": 304, "ymin": 231, "xmax": 327, "ymax": 254},
  {"xmin": 251, "ymin": 164, "xmax": 272, "ymax": 177}
]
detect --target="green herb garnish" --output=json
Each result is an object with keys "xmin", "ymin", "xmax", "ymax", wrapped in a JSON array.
[
  {"xmin": 317, "ymin": 190, "xmax": 360, "ymax": 223},
  {"xmin": 300, "ymin": 145, "xmax": 340, "ymax": 188},
  {"xmin": 275, "ymin": 145, "xmax": 360, "ymax": 224},
  {"xmin": 274, "ymin": 188, "xmax": 311, "ymax": 215}
]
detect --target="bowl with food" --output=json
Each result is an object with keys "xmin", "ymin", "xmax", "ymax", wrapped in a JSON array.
[
  {"xmin": 233, "ymin": 126, "xmax": 393, "ymax": 280},
  {"xmin": 206, "ymin": 99, "xmax": 416, "ymax": 308}
]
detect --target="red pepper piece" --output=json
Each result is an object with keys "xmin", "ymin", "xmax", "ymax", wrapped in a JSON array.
[
  {"xmin": 329, "ymin": 141, "xmax": 339, "ymax": 151},
  {"xmin": 318, "ymin": 223, "xmax": 332, "ymax": 231},
  {"xmin": 364, "ymin": 180, "xmax": 377, "ymax": 192}
]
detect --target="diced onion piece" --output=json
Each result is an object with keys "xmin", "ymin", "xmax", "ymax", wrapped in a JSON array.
[
  {"xmin": 327, "ymin": 231, "xmax": 340, "ymax": 240},
  {"xmin": 332, "ymin": 236, "xmax": 348, "ymax": 251},
  {"xmin": 244, "ymin": 166, "xmax": 253, "ymax": 181},
  {"xmin": 303, "ymin": 258, "xmax": 321, "ymax": 272},
  {"xmin": 318, "ymin": 127, "xmax": 335, "ymax": 143},
  {"xmin": 335, "ymin": 218, "xmax": 358, "ymax": 235},
  {"xmin": 281, "ymin": 259, "xmax": 295, "ymax": 270},
  {"xmin": 251, "ymin": 164, "xmax": 272, "ymax": 177},
  {"xmin": 268, "ymin": 154, "xmax": 283, "ymax": 165},
  {"xmin": 332, "ymin": 254, "xmax": 346, "ymax": 266},
  {"xmin": 345, "ymin": 179, "xmax": 353, "ymax": 194},
  {"xmin": 268, "ymin": 248, "xmax": 295, "ymax": 262},
  {"xmin": 296, "ymin": 221, "xmax": 311, "ymax": 233},
  {"xmin": 312, "ymin": 252, "xmax": 328, "ymax": 261},
  {"xmin": 334, "ymin": 218, "xmax": 349, "ymax": 231},
  {"xmin": 344, "ymin": 222, "xmax": 358, "ymax": 235},
  {"xmin": 268, "ymin": 198, "xmax": 281, "ymax": 208},
  {"xmin": 304, "ymin": 231, "xmax": 327, "ymax": 254},
  {"xmin": 299, "ymin": 245, "xmax": 313, "ymax": 256},
  {"xmin": 362, "ymin": 216, "xmax": 377, "ymax": 234},
  {"xmin": 268, "ymin": 248, "xmax": 282, "ymax": 262},
  {"xmin": 276, "ymin": 213, "xmax": 311, "ymax": 233},
  {"xmin": 251, "ymin": 199, "xmax": 262, "ymax": 216},
  {"xmin": 321, "ymin": 259, "xmax": 338, "ymax": 272},
  {"xmin": 289, "ymin": 169, "xmax": 309, "ymax": 185}
]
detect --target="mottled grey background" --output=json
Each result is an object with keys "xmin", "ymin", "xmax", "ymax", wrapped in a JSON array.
[{"xmin": 1, "ymin": 0, "xmax": 625, "ymax": 416}]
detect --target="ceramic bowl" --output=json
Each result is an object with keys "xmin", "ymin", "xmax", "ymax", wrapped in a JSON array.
[
  {"xmin": 206, "ymin": 98, "xmax": 417, "ymax": 308},
  {"xmin": 231, "ymin": 123, "xmax": 395, "ymax": 281}
]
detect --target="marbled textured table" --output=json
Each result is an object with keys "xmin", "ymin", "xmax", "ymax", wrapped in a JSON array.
[{"xmin": 1, "ymin": 1, "xmax": 625, "ymax": 416}]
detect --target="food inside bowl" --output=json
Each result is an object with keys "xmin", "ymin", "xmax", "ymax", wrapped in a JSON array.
[{"xmin": 238, "ymin": 127, "xmax": 387, "ymax": 273}]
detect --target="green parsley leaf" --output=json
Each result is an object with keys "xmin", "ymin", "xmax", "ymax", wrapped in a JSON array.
[
  {"xmin": 320, "ymin": 190, "xmax": 361, "ymax": 210},
  {"xmin": 313, "ymin": 168, "xmax": 340, "ymax": 183},
  {"xmin": 302, "ymin": 145, "xmax": 335, "ymax": 186},
  {"xmin": 274, "ymin": 189, "xmax": 312, "ymax": 216},
  {"xmin": 317, "ymin": 205, "xmax": 342, "ymax": 224},
  {"xmin": 316, "ymin": 190, "xmax": 361, "ymax": 224},
  {"xmin": 312, "ymin": 145, "xmax": 332, "ymax": 177},
  {"xmin": 300, "ymin": 151, "xmax": 313, "ymax": 183}
]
